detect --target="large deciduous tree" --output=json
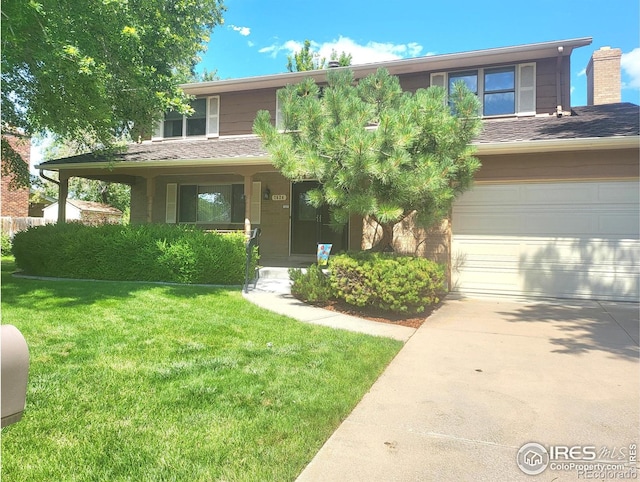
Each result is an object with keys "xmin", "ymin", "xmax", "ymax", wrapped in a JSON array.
[
  {"xmin": 254, "ymin": 69, "xmax": 482, "ymax": 251},
  {"xmin": 1, "ymin": 0, "xmax": 225, "ymax": 186}
]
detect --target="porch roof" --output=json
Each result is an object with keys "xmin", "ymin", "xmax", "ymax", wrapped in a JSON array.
[{"xmin": 37, "ymin": 103, "xmax": 639, "ymax": 171}]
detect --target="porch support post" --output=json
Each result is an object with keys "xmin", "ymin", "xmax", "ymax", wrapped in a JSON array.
[
  {"xmin": 57, "ymin": 174, "xmax": 69, "ymax": 223},
  {"xmin": 146, "ymin": 176, "xmax": 156, "ymax": 223},
  {"xmin": 243, "ymin": 175, "xmax": 253, "ymax": 235}
]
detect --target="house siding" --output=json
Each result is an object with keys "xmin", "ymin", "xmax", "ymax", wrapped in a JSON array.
[
  {"xmin": 535, "ymin": 56, "xmax": 572, "ymax": 114},
  {"xmin": 398, "ymin": 72, "xmax": 428, "ymax": 93},
  {"xmin": 475, "ymin": 148, "xmax": 639, "ymax": 183},
  {"xmin": 219, "ymin": 88, "xmax": 277, "ymax": 137},
  {"xmin": 195, "ymin": 55, "xmax": 572, "ymax": 139}
]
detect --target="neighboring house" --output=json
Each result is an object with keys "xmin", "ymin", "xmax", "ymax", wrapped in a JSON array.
[
  {"xmin": 43, "ymin": 200, "xmax": 123, "ymax": 226},
  {"xmin": 28, "ymin": 189, "xmax": 56, "ymax": 217},
  {"xmin": 36, "ymin": 38, "xmax": 639, "ymax": 301},
  {"xmin": 1, "ymin": 133, "xmax": 30, "ymax": 218}
]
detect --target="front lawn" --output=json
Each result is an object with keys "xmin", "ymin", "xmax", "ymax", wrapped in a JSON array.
[{"xmin": 0, "ymin": 257, "xmax": 402, "ymax": 481}]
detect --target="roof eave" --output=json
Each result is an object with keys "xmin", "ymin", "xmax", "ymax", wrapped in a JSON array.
[
  {"xmin": 35, "ymin": 156, "xmax": 273, "ymax": 171},
  {"xmin": 475, "ymin": 136, "xmax": 639, "ymax": 155},
  {"xmin": 182, "ymin": 37, "xmax": 593, "ymax": 95},
  {"xmin": 37, "ymin": 136, "xmax": 639, "ymax": 171}
]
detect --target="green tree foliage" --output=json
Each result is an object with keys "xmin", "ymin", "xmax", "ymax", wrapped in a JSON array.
[
  {"xmin": 329, "ymin": 49, "xmax": 352, "ymax": 67},
  {"xmin": 286, "ymin": 40, "xmax": 352, "ymax": 72},
  {"xmin": 1, "ymin": 0, "xmax": 226, "ymax": 186},
  {"xmin": 254, "ymin": 68, "xmax": 482, "ymax": 251},
  {"xmin": 287, "ymin": 40, "xmax": 322, "ymax": 72},
  {"xmin": 191, "ymin": 68, "xmax": 220, "ymax": 82}
]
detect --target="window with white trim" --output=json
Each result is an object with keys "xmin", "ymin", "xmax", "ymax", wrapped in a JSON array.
[
  {"xmin": 177, "ymin": 184, "xmax": 245, "ymax": 224},
  {"xmin": 154, "ymin": 96, "xmax": 220, "ymax": 140},
  {"xmin": 430, "ymin": 63, "xmax": 536, "ymax": 116}
]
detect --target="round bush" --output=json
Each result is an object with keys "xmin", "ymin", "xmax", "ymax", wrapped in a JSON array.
[{"xmin": 329, "ymin": 252, "xmax": 446, "ymax": 313}]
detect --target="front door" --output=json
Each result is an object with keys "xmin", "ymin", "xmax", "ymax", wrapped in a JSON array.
[{"xmin": 291, "ymin": 181, "xmax": 347, "ymax": 255}]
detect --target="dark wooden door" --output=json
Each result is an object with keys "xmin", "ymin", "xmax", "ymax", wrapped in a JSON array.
[{"xmin": 291, "ymin": 182, "xmax": 347, "ymax": 255}]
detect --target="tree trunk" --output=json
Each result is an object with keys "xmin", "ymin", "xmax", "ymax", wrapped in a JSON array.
[{"xmin": 370, "ymin": 221, "xmax": 395, "ymax": 252}]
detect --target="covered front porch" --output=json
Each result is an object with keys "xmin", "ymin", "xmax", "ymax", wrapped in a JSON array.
[{"xmin": 36, "ymin": 141, "xmax": 363, "ymax": 263}]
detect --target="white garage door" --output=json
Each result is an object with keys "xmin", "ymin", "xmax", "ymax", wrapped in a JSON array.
[{"xmin": 452, "ymin": 181, "xmax": 639, "ymax": 301}]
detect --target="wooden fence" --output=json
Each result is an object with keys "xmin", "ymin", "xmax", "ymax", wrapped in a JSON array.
[{"xmin": 1, "ymin": 217, "xmax": 51, "ymax": 238}]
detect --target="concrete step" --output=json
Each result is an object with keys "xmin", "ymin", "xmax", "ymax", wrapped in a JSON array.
[{"xmin": 258, "ymin": 267, "xmax": 293, "ymax": 280}]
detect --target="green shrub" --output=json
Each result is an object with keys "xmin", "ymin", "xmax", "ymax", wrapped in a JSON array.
[
  {"xmin": 11, "ymin": 223, "xmax": 258, "ymax": 285},
  {"xmin": 329, "ymin": 252, "xmax": 446, "ymax": 313},
  {"xmin": 289, "ymin": 264, "xmax": 333, "ymax": 304},
  {"xmin": 1, "ymin": 232, "xmax": 11, "ymax": 255}
]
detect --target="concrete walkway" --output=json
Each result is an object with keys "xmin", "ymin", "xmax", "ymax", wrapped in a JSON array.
[
  {"xmin": 244, "ymin": 274, "xmax": 639, "ymax": 480},
  {"xmin": 243, "ymin": 268, "xmax": 415, "ymax": 342}
]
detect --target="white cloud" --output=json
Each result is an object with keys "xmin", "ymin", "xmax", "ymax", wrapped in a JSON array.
[
  {"xmin": 621, "ymin": 47, "xmax": 640, "ymax": 89},
  {"xmin": 260, "ymin": 40, "xmax": 303, "ymax": 58},
  {"xmin": 258, "ymin": 45, "xmax": 276, "ymax": 55},
  {"xmin": 577, "ymin": 68, "xmax": 586, "ymax": 77},
  {"xmin": 259, "ymin": 36, "xmax": 427, "ymax": 64},
  {"xmin": 318, "ymin": 36, "xmax": 425, "ymax": 64},
  {"xmin": 230, "ymin": 25, "xmax": 251, "ymax": 36}
]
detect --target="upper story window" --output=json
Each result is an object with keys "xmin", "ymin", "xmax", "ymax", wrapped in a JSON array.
[
  {"xmin": 153, "ymin": 96, "xmax": 220, "ymax": 140},
  {"xmin": 431, "ymin": 63, "xmax": 535, "ymax": 117}
]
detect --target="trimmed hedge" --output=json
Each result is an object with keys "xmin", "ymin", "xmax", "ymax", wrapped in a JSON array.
[
  {"xmin": 11, "ymin": 223, "xmax": 258, "ymax": 285},
  {"xmin": 329, "ymin": 252, "xmax": 446, "ymax": 313}
]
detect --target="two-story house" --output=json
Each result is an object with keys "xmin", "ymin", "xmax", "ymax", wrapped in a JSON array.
[{"xmin": 37, "ymin": 37, "xmax": 639, "ymax": 301}]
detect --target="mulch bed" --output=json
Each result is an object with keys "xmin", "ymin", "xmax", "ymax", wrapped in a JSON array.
[{"xmin": 312, "ymin": 298, "xmax": 440, "ymax": 329}]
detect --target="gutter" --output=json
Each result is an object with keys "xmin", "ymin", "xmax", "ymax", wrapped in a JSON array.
[
  {"xmin": 39, "ymin": 169, "xmax": 59, "ymax": 185},
  {"xmin": 474, "ymin": 136, "xmax": 640, "ymax": 155},
  {"xmin": 34, "ymin": 156, "xmax": 274, "ymax": 171}
]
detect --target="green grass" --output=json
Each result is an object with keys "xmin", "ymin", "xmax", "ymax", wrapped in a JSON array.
[{"xmin": 0, "ymin": 257, "xmax": 402, "ymax": 481}]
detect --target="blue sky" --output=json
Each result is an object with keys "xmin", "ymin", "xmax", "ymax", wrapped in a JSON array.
[{"xmin": 196, "ymin": 0, "xmax": 640, "ymax": 106}]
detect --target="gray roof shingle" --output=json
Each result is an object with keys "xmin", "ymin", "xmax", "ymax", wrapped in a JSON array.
[
  {"xmin": 478, "ymin": 103, "xmax": 640, "ymax": 143},
  {"xmin": 39, "ymin": 103, "xmax": 638, "ymax": 167}
]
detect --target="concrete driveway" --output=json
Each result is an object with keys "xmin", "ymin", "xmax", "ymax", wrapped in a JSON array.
[{"xmin": 297, "ymin": 298, "xmax": 639, "ymax": 481}]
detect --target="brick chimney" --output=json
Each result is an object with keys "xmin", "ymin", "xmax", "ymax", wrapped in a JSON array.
[{"xmin": 586, "ymin": 46, "xmax": 622, "ymax": 105}]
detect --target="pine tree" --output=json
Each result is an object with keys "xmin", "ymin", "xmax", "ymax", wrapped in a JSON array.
[{"xmin": 254, "ymin": 68, "xmax": 482, "ymax": 251}]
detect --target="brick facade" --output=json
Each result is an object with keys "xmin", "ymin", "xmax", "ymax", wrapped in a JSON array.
[
  {"xmin": 586, "ymin": 47, "xmax": 622, "ymax": 105},
  {"xmin": 1, "ymin": 135, "xmax": 30, "ymax": 217}
]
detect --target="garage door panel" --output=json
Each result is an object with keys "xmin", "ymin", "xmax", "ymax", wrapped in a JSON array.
[
  {"xmin": 456, "ymin": 206, "xmax": 638, "ymax": 237},
  {"xmin": 454, "ymin": 236, "xmax": 638, "ymax": 266},
  {"xmin": 599, "ymin": 214, "xmax": 640, "ymax": 235},
  {"xmin": 521, "ymin": 183, "xmax": 593, "ymax": 203},
  {"xmin": 457, "ymin": 185, "xmax": 522, "ymax": 205},
  {"xmin": 452, "ymin": 181, "xmax": 640, "ymax": 301},
  {"xmin": 598, "ymin": 182, "xmax": 639, "ymax": 203}
]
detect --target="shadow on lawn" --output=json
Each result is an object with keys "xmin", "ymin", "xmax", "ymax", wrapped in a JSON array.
[{"xmin": 1, "ymin": 260, "xmax": 238, "ymax": 309}]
